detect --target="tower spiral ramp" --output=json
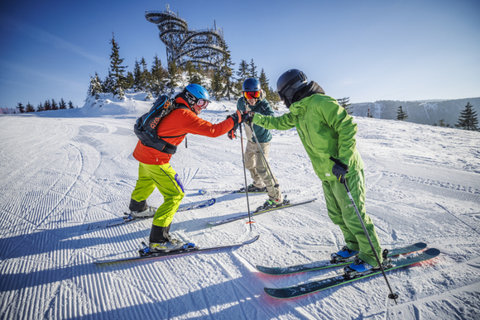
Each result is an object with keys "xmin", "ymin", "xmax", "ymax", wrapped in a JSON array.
[{"xmin": 146, "ymin": 8, "xmax": 227, "ymax": 68}]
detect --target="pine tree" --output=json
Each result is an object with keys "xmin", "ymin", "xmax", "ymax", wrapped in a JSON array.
[
  {"xmin": 167, "ymin": 61, "xmax": 179, "ymax": 93},
  {"xmin": 237, "ymin": 60, "xmax": 249, "ymax": 82},
  {"xmin": 51, "ymin": 99, "xmax": 58, "ymax": 110},
  {"xmin": 219, "ymin": 43, "xmax": 236, "ymax": 100},
  {"xmin": 259, "ymin": 69, "xmax": 270, "ymax": 94},
  {"xmin": 59, "ymin": 98, "xmax": 67, "ymax": 109},
  {"xmin": 140, "ymin": 57, "xmax": 151, "ymax": 91},
  {"xmin": 210, "ymin": 69, "xmax": 223, "ymax": 99},
  {"xmin": 124, "ymin": 71, "xmax": 135, "ymax": 89},
  {"xmin": 249, "ymin": 59, "xmax": 258, "ymax": 78},
  {"xmin": 25, "ymin": 102, "xmax": 35, "ymax": 112},
  {"xmin": 150, "ymin": 55, "xmax": 168, "ymax": 96},
  {"xmin": 397, "ymin": 106, "xmax": 408, "ymax": 120},
  {"xmin": 106, "ymin": 34, "xmax": 127, "ymax": 98},
  {"xmin": 17, "ymin": 103, "xmax": 25, "ymax": 113},
  {"xmin": 68, "ymin": 101, "xmax": 75, "ymax": 109},
  {"xmin": 133, "ymin": 60, "xmax": 142, "ymax": 91},
  {"xmin": 456, "ymin": 102, "xmax": 479, "ymax": 131},
  {"xmin": 44, "ymin": 100, "xmax": 51, "ymax": 111},
  {"xmin": 337, "ymin": 97, "xmax": 352, "ymax": 114}
]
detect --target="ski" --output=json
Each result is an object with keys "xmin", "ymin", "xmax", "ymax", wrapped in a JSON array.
[
  {"xmin": 106, "ymin": 198, "xmax": 216, "ymax": 228},
  {"xmin": 207, "ymin": 198, "xmax": 317, "ymax": 227},
  {"xmin": 95, "ymin": 235, "xmax": 260, "ymax": 265},
  {"xmin": 198, "ymin": 188, "xmax": 266, "ymax": 195},
  {"xmin": 264, "ymin": 248, "xmax": 440, "ymax": 299},
  {"xmin": 256, "ymin": 242, "xmax": 427, "ymax": 275}
]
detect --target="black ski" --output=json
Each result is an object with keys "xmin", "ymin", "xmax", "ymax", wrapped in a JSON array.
[
  {"xmin": 256, "ymin": 242, "xmax": 427, "ymax": 275},
  {"xmin": 94, "ymin": 235, "xmax": 259, "ymax": 265},
  {"xmin": 207, "ymin": 198, "xmax": 317, "ymax": 227},
  {"xmin": 264, "ymin": 248, "xmax": 440, "ymax": 299}
]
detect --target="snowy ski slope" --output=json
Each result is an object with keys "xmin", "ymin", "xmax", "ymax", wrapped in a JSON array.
[{"xmin": 0, "ymin": 96, "xmax": 479, "ymax": 319}]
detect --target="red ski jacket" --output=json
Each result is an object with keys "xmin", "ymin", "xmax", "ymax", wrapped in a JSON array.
[{"xmin": 133, "ymin": 100, "xmax": 235, "ymax": 165}]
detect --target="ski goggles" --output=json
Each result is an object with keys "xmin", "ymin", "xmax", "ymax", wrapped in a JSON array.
[
  {"xmin": 195, "ymin": 99, "xmax": 209, "ymax": 109},
  {"xmin": 243, "ymin": 91, "xmax": 260, "ymax": 100}
]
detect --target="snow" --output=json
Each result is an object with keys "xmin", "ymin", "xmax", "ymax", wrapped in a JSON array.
[{"xmin": 0, "ymin": 93, "xmax": 479, "ymax": 320}]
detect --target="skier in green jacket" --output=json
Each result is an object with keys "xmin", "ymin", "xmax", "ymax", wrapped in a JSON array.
[{"xmin": 246, "ymin": 69, "xmax": 383, "ymax": 273}]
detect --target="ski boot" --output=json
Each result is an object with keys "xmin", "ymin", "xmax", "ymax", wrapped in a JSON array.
[
  {"xmin": 239, "ymin": 184, "xmax": 267, "ymax": 193},
  {"xmin": 256, "ymin": 196, "xmax": 290, "ymax": 212},
  {"xmin": 343, "ymin": 249, "xmax": 392, "ymax": 279},
  {"xmin": 139, "ymin": 239, "xmax": 194, "ymax": 256},
  {"xmin": 128, "ymin": 206, "xmax": 156, "ymax": 218},
  {"xmin": 330, "ymin": 246, "xmax": 359, "ymax": 263}
]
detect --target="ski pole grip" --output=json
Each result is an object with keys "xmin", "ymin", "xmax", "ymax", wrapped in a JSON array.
[{"xmin": 329, "ymin": 156, "xmax": 348, "ymax": 171}]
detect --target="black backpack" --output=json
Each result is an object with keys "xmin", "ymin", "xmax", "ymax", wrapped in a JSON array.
[{"xmin": 134, "ymin": 95, "xmax": 186, "ymax": 154}]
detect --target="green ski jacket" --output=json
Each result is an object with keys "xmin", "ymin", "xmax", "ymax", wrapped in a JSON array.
[{"xmin": 252, "ymin": 93, "xmax": 363, "ymax": 181}]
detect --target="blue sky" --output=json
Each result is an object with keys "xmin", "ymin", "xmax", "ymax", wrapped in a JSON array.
[{"xmin": 1, "ymin": 0, "xmax": 479, "ymax": 109}]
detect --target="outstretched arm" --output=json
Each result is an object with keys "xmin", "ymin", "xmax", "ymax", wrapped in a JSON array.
[{"xmin": 252, "ymin": 112, "xmax": 297, "ymax": 130}]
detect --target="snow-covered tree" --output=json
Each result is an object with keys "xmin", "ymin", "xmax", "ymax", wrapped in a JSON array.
[
  {"xmin": 150, "ymin": 55, "xmax": 168, "ymax": 96},
  {"xmin": 88, "ymin": 73, "xmax": 103, "ymax": 98}
]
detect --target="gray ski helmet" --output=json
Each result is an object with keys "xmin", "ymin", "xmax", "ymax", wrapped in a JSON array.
[{"xmin": 276, "ymin": 69, "xmax": 308, "ymax": 106}]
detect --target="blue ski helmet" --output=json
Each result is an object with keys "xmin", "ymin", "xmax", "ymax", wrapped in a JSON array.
[
  {"xmin": 276, "ymin": 69, "xmax": 308, "ymax": 107},
  {"xmin": 185, "ymin": 83, "xmax": 211, "ymax": 102},
  {"xmin": 242, "ymin": 78, "xmax": 261, "ymax": 92}
]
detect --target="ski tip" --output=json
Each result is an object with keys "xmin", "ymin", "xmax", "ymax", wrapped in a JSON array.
[
  {"xmin": 245, "ymin": 234, "xmax": 260, "ymax": 244},
  {"xmin": 263, "ymin": 287, "xmax": 291, "ymax": 299},
  {"xmin": 424, "ymin": 248, "xmax": 440, "ymax": 256},
  {"xmin": 199, "ymin": 189, "xmax": 207, "ymax": 195},
  {"xmin": 413, "ymin": 242, "xmax": 428, "ymax": 249}
]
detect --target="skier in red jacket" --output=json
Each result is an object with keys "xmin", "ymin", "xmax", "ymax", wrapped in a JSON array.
[{"xmin": 129, "ymin": 84, "xmax": 243, "ymax": 252}]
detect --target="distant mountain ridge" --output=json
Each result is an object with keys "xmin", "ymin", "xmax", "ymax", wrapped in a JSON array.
[{"xmin": 351, "ymin": 97, "xmax": 480, "ymax": 127}]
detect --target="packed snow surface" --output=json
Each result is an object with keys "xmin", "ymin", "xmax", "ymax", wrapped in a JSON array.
[{"xmin": 0, "ymin": 95, "xmax": 479, "ymax": 319}]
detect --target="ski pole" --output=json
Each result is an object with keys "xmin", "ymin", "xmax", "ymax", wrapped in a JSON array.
[
  {"xmin": 341, "ymin": 177, "xmax": 399, "ymax": 304},
  {"xmin": 246, "ymin": 122, "xmax": 279, "ymax": 188},
  {"xmin": 239, "ymin": 123, "xmax": 253, "ymax": 230}
]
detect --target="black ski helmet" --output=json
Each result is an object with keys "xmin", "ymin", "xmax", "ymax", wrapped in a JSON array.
[{"xmin": 276, "ymin": 69, "xmax": 308, "ymax": 107}]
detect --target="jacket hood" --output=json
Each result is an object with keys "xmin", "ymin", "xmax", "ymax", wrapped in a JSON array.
[{"xmin": 289, "ymin": 81, "xmax": 325, "ymax": 116}]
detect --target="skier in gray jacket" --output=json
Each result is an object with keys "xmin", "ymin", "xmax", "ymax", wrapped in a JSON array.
[{"xmin": 236, "ymin": 78, "xmax": 285, "ymax": 210}]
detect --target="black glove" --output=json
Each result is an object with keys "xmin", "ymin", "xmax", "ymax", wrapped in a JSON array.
[
  {"xmin": 330, "ymin": 157, "xmax": 348, "ymax": 183},
  {"xmin": 242, "ymin": 111, "xmax": 255, "ymax": 125},
  {"xmin": 227, "ymin": 110, "xmax": 242, "ymax": 139}
]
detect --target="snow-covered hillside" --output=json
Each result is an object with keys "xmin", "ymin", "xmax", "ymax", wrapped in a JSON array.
[
  {"xmin": 351, "ymin": 97, "xmax": 480, "ymax": 127},
  {"xmin": 0, "ymin": 95, "xmax": 479, "ymax": 319}
]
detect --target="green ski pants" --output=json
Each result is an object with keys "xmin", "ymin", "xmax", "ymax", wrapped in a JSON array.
[
  {"xmin": 322, "ymin": 169, "xmax": 382, "ymax": 267},
  {"xmin": 131, "ymin": 162, "xmax": 184, "ymax": 227}
]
